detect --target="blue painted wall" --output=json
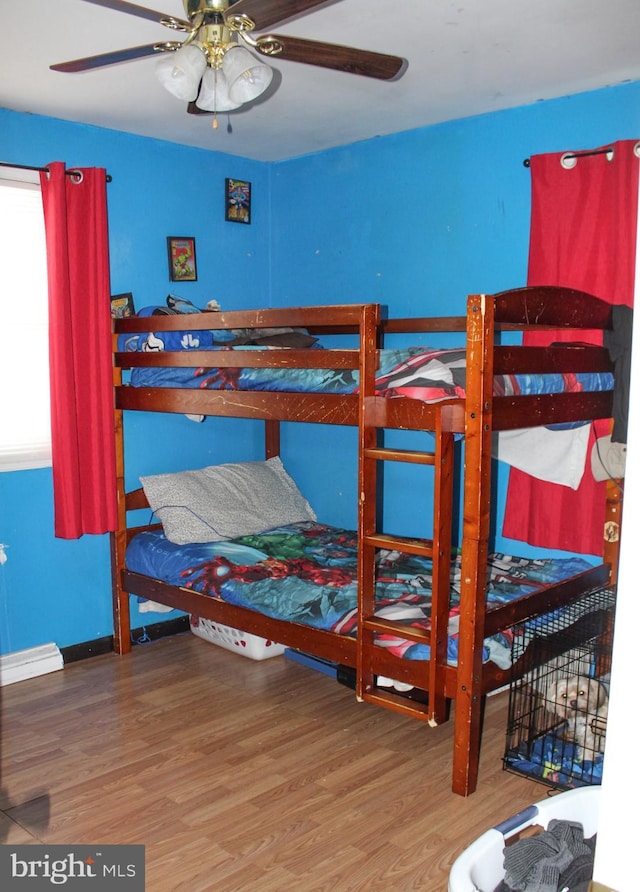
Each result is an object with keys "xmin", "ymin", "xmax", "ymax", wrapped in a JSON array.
[{"xmin": 0, "ymin": 80, "xmax": 639, "ymax": 654}]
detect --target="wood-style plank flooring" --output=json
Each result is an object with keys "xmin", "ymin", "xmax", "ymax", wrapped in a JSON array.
[{"xmin": 0, "ymin": 632, "xmax": 546, "ymax": 890}]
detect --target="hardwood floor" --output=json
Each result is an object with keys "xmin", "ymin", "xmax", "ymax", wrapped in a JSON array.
[{"xmin": 0, "ymin": 632, "xmax": 545, "ymax": 890}]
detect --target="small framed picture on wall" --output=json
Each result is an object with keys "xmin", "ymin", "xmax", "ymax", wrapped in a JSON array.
[
  {"xmin": 110, "ymin": 292, "xmax": 135, "ymax": 318},
  {"xmin": 225, "ymin": 179, "xmax": 251, "ymax": 224},
  {"xmin": 167, "ymin": 236, "xmax": 197, "ymax": 282}
]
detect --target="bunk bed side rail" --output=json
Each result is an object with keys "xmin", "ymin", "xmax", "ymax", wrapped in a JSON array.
[
  {"xmin": 116, "ymin": 388, "xmax": 361, "ymax": 425},
  {"xmin": 494, "ymin": 344, "xmax": 613, "ymax": 375},
  {"xmin": 116, "ymin": 348, "xmax": 363, "ymax": 370},
  {"xmin": 113, "ymin": 303, "xmax": 374, "ymax": 334},
  {"xmin": 483, "ymin": 564, "xmax": 612, "ymax": 636},
  {"xmin": 121, "ymin": 569, "xmax": 358, "ymax": 666},
  {"xmin": 492, "ymin": 391, "xmax": 614, "ymax": 430}
]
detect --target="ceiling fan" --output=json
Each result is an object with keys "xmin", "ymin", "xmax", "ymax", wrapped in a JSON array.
[{"xmin": 51, "ymin": 0, "xmax": 407, "ymax": 125}]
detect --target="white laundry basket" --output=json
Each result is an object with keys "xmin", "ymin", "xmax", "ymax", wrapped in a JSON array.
[
  {"xmin": 448, "ymin": 785, "xmax": 600, "ymax": 892},
  {"xmin": 190, "ymin": 615, "xmax": 285, "ymax": 660}
]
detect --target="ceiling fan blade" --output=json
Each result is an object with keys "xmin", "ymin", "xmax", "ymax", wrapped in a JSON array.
[
  {"xmin": 50, "ymin": 43, "xmax": 178, "ymax": 73},
  {"xmin": 79, "ymin": 0, "xmax": 191, "ymax": 29},
  {"xmin": 257, "ymin": 35, "xmax": 406, "ymax": 80},
  {"xmin": 226, "ymin": 0, "xmax": 336, "ymax": 31}
]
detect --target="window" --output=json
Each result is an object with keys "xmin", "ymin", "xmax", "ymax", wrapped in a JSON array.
[{"xmin": 0, "ymin": 171, "xmax": 51, "ymax": 471}]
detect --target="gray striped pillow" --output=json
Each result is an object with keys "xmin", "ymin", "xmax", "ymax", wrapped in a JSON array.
[{"xmin": 141, "ymin": 456, "xmax": 316, "ymax": 545}]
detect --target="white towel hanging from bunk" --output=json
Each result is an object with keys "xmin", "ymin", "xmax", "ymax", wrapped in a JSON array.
[{"xmin": 494, "ymin": 424, "xmax": 590, "ymax": 490}]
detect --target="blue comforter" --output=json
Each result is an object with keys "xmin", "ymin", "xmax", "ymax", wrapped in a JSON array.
[{"xmin": 126, "ymin": 521, "xmax": 593, "ymax": 668}]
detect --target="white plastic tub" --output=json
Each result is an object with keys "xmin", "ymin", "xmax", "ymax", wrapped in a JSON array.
[
  {"xmin": 448, "ymin": 785, "xmax": 600, "ymax": 892},
  {"xmin": 190, "ymin": 615, "xmax": 285, "ymax": 661}
]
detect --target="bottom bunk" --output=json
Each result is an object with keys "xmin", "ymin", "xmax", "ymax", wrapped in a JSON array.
[
  {"xmin": 125, "ymin": 518, "xmax": 601, "ymax": 678},
  {"xmin": 118, "ymin": 500, "xmax": 612, "ymax": 730}
]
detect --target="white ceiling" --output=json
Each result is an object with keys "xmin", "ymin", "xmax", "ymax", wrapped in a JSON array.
[{"xmin": 2, "ymin": 0, "xmax": 640, "ymax": 163}]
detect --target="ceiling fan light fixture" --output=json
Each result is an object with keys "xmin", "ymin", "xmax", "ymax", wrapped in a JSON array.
[
  {"xmin": 156, "ymin": 44, "xmax": 207, "ymax": 102},
  {"xmin": 197, "ymin": 67, "xmax": 241, "ymax": 112},
  {"xmin": 222, "ymin": 46, "xmax": 273, "ymax": 104}
]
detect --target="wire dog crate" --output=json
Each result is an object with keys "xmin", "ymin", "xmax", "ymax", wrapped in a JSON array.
[{"xmin": 503, "ymin": 586, "xmax": 616, "ymax": 790}]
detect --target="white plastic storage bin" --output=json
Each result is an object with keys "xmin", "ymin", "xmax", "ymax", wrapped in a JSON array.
[
  {"xmin": 448, "ymin": 785, "xmax": 599, "ymax": 892},
  {"xmin": 190, "ymin": 615, "xmax": 286, "ymax": 661}
]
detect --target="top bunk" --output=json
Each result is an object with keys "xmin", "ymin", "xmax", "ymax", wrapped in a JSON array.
[{"xmin": 112, "ymin": 285, "xmax": 616, "ymax": 434}]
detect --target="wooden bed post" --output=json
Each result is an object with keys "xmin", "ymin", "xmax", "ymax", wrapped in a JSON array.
[
  {"xmin": 604, "ymin": 477, "xmax": 623, "ymax": 585},
  {"xmin": 111, "ymin": 354, "xmax": 131, "ymax": 655},
  {"xmin": 452, "ymin": 294, "xmax": 495, "ymax": 796},
  {"xmin": 356, "ymin": 303, "xmax": 383, "ymax": 703},
  {"xmin": 265, "ymin": 419, "xmax": 281, "ymax": 459}
]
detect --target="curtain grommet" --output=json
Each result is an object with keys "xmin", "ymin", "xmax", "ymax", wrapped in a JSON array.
[{"xmin": 560, "ymin": 153, "xmax": 578, "ymax": 169}]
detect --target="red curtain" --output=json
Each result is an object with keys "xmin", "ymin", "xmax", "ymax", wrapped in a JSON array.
[
  {"xmin": 40, "ymin": 162, "xmax": 117, "ymax": 538},
  {"xmin": 503, "ymin": 140, "xmax": 639, "ymax": 555}
]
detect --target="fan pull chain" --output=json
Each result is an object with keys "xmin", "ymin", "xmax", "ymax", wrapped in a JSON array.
[{"xmin": 211, "ymin": 113, "xmax": 232, "ymax": 133}]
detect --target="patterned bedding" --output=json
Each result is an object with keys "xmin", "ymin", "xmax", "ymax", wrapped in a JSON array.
[
  {"xmin": 121, "ymin": 341, "xmax": 614, "ymax": 403},
  {"xmin": 126, "ymin": 520, "xmax": 593, "ymax": 669}
]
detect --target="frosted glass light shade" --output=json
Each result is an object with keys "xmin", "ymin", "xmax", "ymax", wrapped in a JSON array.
[
  {"xmin": 222, "ymin": 46, "xmax": 273, "ymax": 104},
  {"xmin": 156, "ymin": 45, "xmax": 207, "ymax": 101},
  {"xmin": 196, "ymin": 67, "xmax": 242, "ymax": 112}
]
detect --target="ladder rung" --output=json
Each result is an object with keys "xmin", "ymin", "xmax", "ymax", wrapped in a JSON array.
[
  {"xmin": 362, "ymin": 688, "xmax": 434, "ymax": 722},
  {"xmin": 362, "ymin": 616, "xmax": 432, "ymax": 644},
  {"xmin": 364, "ymin": 446, "xmax": 436, "ymax": 465},
  {"xmin": 363, "ymin": 532, "xmax": 434, "ymax": 558}
]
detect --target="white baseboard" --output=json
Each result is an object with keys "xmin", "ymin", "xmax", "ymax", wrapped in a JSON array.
[{"xmin": 0, "ymin": 643, "xmax": 64, "ymax": 686}]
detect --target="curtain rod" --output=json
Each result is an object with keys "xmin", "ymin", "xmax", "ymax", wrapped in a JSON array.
[
  {"xmin": 523, "ymin": 147, "xmax": 613, "ymax": 167},
  {"xmin": 0, "ymin": 161, "xmax": 112, "ymax": 182}
]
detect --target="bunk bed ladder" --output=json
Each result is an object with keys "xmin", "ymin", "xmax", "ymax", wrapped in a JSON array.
[{"xmin": 356, "ymin": 407, "xmax": 455, "ymax": 726}]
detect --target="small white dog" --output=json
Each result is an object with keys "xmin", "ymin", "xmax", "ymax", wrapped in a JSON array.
[{"xmin": 548, "ymin": 674, "xmax": 609, "ymax": 761}]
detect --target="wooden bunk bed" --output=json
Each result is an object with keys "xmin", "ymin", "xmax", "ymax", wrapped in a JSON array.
[{"xmin": 111, "ymin": 286, "xmax": 622, "ymax": 797}]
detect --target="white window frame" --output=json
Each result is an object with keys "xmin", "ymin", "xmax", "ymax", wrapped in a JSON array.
[{"xmin": 0, "ymin": 169, "xmax": 51, "ymax": 472}]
